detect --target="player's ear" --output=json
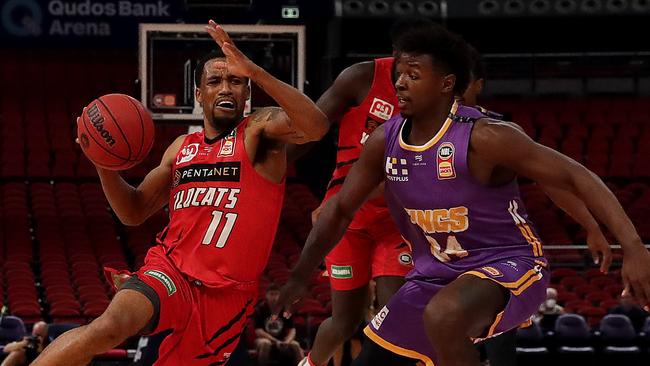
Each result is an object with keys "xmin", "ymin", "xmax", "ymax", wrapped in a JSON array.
[
  {"xmin": 476, "ymin": 78, "xmax": 485, "ymax": 95},
  {"xmin": 195, "ymin": 88, "xmax": 203, "ymax": 105},
  {"xmin": 441, "ymin": 74, "xmax": 456, "ymax": 94},
  {"xmin": 245, "ymin": 79, "xmax": 251, "ymax": 100}
]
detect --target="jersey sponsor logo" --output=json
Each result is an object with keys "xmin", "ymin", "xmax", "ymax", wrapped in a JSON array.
[
  {"xmin": 371, "ymin": 306, "xmax": 390, "ymax": 330},
  {"xmin": 175, "ymin": 162, "xmax": 241, "ymax": 186},
  {"xmin": 177, "ymin": 143, "xmax": 200, "ymax": 165},
  {"xmin": 330, "ymin": 265, "xmax": 353, "ymax": 279},
  {"xmin": 385, "ymin": 157, "xmax": 409, "ymax": 182},
  {"xmin": 369, "ymin": 98, "xmax": 394, "ymax": 121},
  {"xmin": 481, "ymin": 266, "xmax": 503, "ymax": 278},
  {"xmin": 144, "ymin": 270, "xmax": 177, "ymax": 296},
  {"xmin": 218, "ymin": 129, "xmax": 237, "ymax": 157},
  {"xmin": 172, "ymin": 187, "xmax": 240, "ymax": 211},
  {"xmin": 437, "ymin": 142, "xmax": 456, "ymax": 180},
  {"xmin": 504, "ymin": 261, "xmax": 520, "ymax": 272},
  {"xmin": 413, "ymin": 154, "xmax": 427, "ymax": 167},
  {"xmin": 405, "ymin": 206, "xmax": 469, "ymax": 234},
  {"xmin": 87, "ymin": 104, "xmax": 116, "ymax": 147},
  {"xmin": 398, "ymin": 252, "xmax": 413, "ymax": 266}
]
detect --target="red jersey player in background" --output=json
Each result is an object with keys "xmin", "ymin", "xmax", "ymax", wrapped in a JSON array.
[
  {"xmin": 297, "ymin": 19, "xmax": 434, "ymax": 366},
  {"xmin": 32, "ymin": 21, "xmax": 328, "ymax": 366}
]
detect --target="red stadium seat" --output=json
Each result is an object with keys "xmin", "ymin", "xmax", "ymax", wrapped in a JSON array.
[
  {"xmin": 603, "ymin": 284, "xmax": 624, "ymax": 298},
  {"xmin": 564, "ymin": 300, "xmax": 591, "ymax": 313},
  {"xmin": 584, "ymin": 291, "xmax": 611, "ymax": 306},
  {"xmin": 559, "ymin": 276, "xmax": 586, "ymax": 290},
  {"xmin": 589, "ymin": 276, "xmax": 616, "ymax": 288},
  {"xmin": 574, "ymin": 284, "xmax": 599, "ymax": 297}
]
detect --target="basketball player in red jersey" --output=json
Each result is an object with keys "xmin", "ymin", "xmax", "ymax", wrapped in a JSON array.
[
  {"xmin": 296, "ymin": 19, "xmax": 436, "ymax": 366},
  {"xmin": 32, "ymin": 21, "xmax": 328, "ymax": 366}
]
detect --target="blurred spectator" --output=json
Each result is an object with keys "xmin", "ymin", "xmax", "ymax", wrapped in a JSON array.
[
  {"xmin": 1, "ymin": 321, "xmax": 48, "ymax": 366},
  {"xmin": 608, "ymin": 294, "xmax": 649, "ymax": 332},
  {"xmin": 535, "ymin": 287, "xmax": 565, "ymax": 331},
  {"xmin": 254, "ymin": 284, "xmax": 304, "ymax": 366}
]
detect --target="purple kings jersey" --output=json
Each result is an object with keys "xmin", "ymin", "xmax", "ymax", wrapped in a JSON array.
[{"xmin": 383, "ymin": 101, "xmax": 544, "ymax": 281}]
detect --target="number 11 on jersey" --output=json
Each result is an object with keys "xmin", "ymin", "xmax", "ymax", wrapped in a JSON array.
[{"xmin": 202, "ymin": 210, "xmax": 238, "ymax": 248}]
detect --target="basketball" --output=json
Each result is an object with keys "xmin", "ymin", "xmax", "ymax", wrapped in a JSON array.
[{"xmin": 77, "ymin": 94, "xmax": 155, "ymax": 171}]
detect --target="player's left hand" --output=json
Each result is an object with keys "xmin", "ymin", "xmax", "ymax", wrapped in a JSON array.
[
  {"xmin": 621, "ymin": 245, "xmax": 650, "ymax": 311},
  {"xmin": 205, "ymin": 20, "xmax": 258, "ymax": 79},
  {"xmin": 586, "ymin": 229, "xmax": 612, "ymax": 274},
  {"xmin": 277, "ymin": 276, "xmax": 309, "ymax": 318}
]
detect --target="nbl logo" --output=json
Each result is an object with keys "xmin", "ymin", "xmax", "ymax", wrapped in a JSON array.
[
  {"xmin": 369, "ymin": 98, "xmax": 394, "ymax": 121},
  {"xmin": 436, "ymin": 142, "xmax": 456, "ymax": 180}
]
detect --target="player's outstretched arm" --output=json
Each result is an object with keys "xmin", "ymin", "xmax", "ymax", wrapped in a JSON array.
[
  {"xmin": 205, "ymin": 20, "xmax": 328, "ymax": 144},
  {"xmin": 506, "ymin": 122, "xmax": 611, "ymax": 271},
  {"xmin": 278, "ymin": 126, "xmax": 387, "ymax": 311},
  {"xmin": 543, "ymin": 186, "xmax": 612, "ymax": 273},
  {"xmin": 286, "ymin": 62, "xmax": 373, "ymax": 161},
  {"xmin": 96, "ymin": 135, "xmax": 185, "ymax": 226},
  {"xmin": 472, "ymin": 120, "xmax": 650, "ymax": 308}
]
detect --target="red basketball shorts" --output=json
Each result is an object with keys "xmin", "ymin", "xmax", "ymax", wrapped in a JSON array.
[
  {"xmin": 106, "ymin": 246, "xmax": 256, "ymax": 366},
  {"xmin": 324, "ymin": 205, "xmax": 413, "ymax": 291}
]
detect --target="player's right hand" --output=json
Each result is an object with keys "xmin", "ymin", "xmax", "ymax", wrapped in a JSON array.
[
  {"xmin": 621, "ymin": 244, "xmax": 650, "ymax": 311},
  {"xmin": 586, "ymin": 229, "xmax": 612, "ymax": 274},
  {"xmin": 277, "ymin": 276, "xmax": 309, "ymax": 318}
]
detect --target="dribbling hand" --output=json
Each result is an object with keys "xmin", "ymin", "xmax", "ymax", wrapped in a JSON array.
[{"xmin": 205, "ymin": 20, "xmax": 258, "ymax": 79}]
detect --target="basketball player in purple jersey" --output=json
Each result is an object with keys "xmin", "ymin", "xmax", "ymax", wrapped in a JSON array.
[
  {"xmin": 280, "ymin": 24, "xmax": 650, "ymax": 366},
  {"xmin": 461, "ymin": 44, "xmax": 613, "ymax": 366}
]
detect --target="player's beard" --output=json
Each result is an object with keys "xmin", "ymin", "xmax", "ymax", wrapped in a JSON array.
[{"xmin": 207, "ymin": 105, "xmax": 243, "ymax": 133}]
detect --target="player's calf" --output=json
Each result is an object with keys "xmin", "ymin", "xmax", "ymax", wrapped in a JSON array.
[{"xmin": 32, "ymin": 289, "xmax": 154, "ymax": 366}]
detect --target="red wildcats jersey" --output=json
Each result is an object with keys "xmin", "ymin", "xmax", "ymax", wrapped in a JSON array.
[
  {"xmin": 324, "ymin": 57, "xmax": 399, "ymax": 207},
  {"xmin": 157, "ymin": 118, "xmax": 285, "ymax": 289}
]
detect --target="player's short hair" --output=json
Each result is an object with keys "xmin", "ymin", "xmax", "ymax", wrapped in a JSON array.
[
  {"xmin": 266, "ymin": 283, "xmax": 280, "ymax": 292},
  {"xmin": 467, "ymin": 44, "xmax": 486, "ymax": 81},
  {"xmin": 394, "ymin": 23, "xmax": 471, "ymax": 95},
  {"xmin": 194, "ymin": 49, "xmax": 226, "ymax": 88},
  {"xmin": 389, "ymin": 17, "xmax": 436, "ymax": 45}
]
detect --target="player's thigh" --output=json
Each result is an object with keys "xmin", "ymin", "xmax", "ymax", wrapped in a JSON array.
[
  {"xmin": 325, "ymin": 229, "xmax": 373, "ymax": 291},
  {"xmin": 93, "ymin": 289, "xmax": 155, "ymax": 337},
  {"xmin": 425, "ymin": 275, "xmax": 509, "ymax": 338},
  {"xmin": 330, "ymin": 284, "xmax": 370, "ymax": 327},
  {"xmin": 370, "ymin": 223, "xmax": 412, "ymax": 286},
  {"xmin": 374, "ymin": 276, "xmax": 405, "ymax": 309},
  {"xmin": 351, "ymin": 338, "xmax": 419, "ymax": 366}
]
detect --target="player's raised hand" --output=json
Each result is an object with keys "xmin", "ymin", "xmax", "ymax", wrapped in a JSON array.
[
  {"xmin": 621, "ymin": 245, "xmax": 650, "ymax": 311},
  {"xmin": 586, "ymin": 229, "xmax": 612, "ymax": 274},
  {"xmin": 205, "ymin": 20, "xmax": 258, "ymax": 78},
  {"xmin": 276, "ymin": 276, "xmax": 309, "ymax": 318}
]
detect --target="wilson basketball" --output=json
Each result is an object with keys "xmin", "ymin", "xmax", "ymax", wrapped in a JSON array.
[{"xmin": 77, "ymin": 94, "xmax": 155, "ymax": 171}]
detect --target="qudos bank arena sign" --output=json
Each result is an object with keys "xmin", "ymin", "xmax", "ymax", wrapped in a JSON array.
[{"xmin": 1, "ymin": 0, "xmax": 179, "ymax": 40}]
